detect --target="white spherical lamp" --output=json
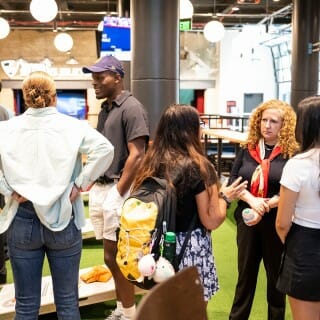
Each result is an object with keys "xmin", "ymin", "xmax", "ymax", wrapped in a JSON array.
[
  {"xmin": 30, "ymin": 0, "xmax": 58, "ymax": 23},
  {"xmin": 0, "ymin": 17, "xmax": 10, "ymax": 39},
  {"xmin": 180, "ymin": 0, "xmax": 194, "ymax": 19},
  {"xmin": 54, "ymin": 33, "xmax": 73, "ymax": 52},
  {"xmin": 97, "ymin": 20, "xmax": 104, "ymax": 32},
  {"xmin": 203, "ymin": 20, "xmax": 225, "ymax": 43}
]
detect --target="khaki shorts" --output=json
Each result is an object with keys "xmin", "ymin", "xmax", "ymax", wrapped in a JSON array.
[{"xmin": 88, "ymin": 182, "xmax": 129, "ymax": 241}]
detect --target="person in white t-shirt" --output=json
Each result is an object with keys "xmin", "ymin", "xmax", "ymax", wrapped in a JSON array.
[{"xmin": 276, "ymin": 95, "xmax": 320, "ymax": 320}]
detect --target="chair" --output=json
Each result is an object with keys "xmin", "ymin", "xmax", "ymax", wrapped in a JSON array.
[{"xmin": 133, "ymin": 266, "xmax": 208, "ymax": 320}]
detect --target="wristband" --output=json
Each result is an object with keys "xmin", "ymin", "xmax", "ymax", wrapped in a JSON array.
[{"xmin": 219, "ymin": 191, "xmax": 232, "ymax": 208}]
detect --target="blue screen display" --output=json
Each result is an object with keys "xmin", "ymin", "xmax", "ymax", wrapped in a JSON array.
[
  {"xmin": 100, "ymin": 16, "xmax": 131, "ymax": 61},
  {"xmin": 56, "ymin": 90, "xmax": 87, "ymax": 120}
]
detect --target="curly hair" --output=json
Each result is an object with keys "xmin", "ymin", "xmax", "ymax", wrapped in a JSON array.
[
  {"xmin": 244, "ymin": 99, "xmax": 299, "ymax": 158},
  {"xmin": 22, "ymin": 71, "xmax": 56, "ymax": 109}
]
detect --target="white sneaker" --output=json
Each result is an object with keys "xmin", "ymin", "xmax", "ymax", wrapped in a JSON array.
[{"xmin": 105, "ymin": 309, "xmax": 123, "ymax": 320}]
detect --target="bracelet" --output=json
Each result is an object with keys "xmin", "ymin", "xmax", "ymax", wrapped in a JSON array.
[{"xmin": 219, "ymin": 191, "xmax": 232, "ymax": 208}]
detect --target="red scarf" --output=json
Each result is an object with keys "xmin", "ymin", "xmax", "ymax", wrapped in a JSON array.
[{"xmin": 248, "ymin": 139, "xmax": 281, "ymax": 198}]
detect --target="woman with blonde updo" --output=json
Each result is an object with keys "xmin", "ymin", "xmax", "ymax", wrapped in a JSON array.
[
  {"xmin": 0, "ymin": 71, "xmax": 114, "ymax": 319},
  {"xmin": 23, "ymin": 76, "xmax": 56, "ymax": 108},
  {"xmin": 229, "ymin": 100, "xmax": 299, "ymax": 320}
]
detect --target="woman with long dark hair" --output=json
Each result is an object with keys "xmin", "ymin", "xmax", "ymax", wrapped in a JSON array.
[
  {"xmin": 276, "ymin": 95, "xmax": 320, "ymax": 320},
  {"xmin": 132, "ymin": 104, "xmax": 247, "ymax": 308}
]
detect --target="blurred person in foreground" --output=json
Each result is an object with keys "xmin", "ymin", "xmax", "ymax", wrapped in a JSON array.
[
  {"xmin": 276, "ymin": 95, "xmax": 320, "ymax": 320},
  {"xmin": 83, "ymin": 55, "xmax": 149, "ymax": 320},
  {"xmin": 0, "ymin": 79, "xmax": 14, "ymax": 285},
  {"xmin": 0, "ymin": 71, "xmax": 114, "ymax": 319},
  {"xmin": 228, "ymin": 100, "xmax": 299, "ymax": 320},
  {"xmin": 131, "ymin": 104, "xmax": 247, "ymax": 311}
]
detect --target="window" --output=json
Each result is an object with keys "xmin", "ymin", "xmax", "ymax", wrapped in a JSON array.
[{"xmin": 244, "ymin": 93, "xmax": 263, "ymax": 113}]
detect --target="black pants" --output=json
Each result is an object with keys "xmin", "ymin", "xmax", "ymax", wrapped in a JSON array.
[
  {"xmin": 0, "ymin": 194, "xmax": 7, "ymax": 284},
  {"xmin": 229, "ymin": 205, "xmax": 285, "ymax": 320}
]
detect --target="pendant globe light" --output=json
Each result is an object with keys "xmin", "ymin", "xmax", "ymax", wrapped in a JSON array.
[
  {"xmin": 0, "ymin": 17, "xmax": 10, "ymax": 39},
  {"xmin": 97, "ymin": 20, "xmax": 104, "ymax": 32},
  {"xmin": 180, "ymin": 0, "xmax": 194, "ymax": 19},
  {"xmin": 54, "ymin": 32, "xmax": 74, "ymax": 52},
  {"xmin": 30, "ymin": 0, "xmax": 58, "ymax": 23},
  {"xmin": 203, "ymin": 20, "xmax": 225, "ymax": 43},
  {"xmin": 203, "ymin": 0, "xmax": 225, "ymax": 43}
]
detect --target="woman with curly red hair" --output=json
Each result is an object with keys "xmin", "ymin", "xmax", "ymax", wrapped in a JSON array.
[{"xmin": 229, "ymin": 99, "xmax": 299, "ymax": 320}]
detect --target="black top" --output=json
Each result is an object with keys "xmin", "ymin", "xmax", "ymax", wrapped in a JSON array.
[
  {"xmin": 172, "ymin": 161, "xmax": 216, "ymax": 232},
  {"xmin": 96, "ymin": 91, "xmax": 149, "ymax": 179},
  {"xmin": 229, "ymin": 147, "xmax": 288, "ymax": 211}
]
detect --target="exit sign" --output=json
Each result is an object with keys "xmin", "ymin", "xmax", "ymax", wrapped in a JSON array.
[{"xmin": 180, "ymin": 19, "xmax": 191, "ymax": 31}]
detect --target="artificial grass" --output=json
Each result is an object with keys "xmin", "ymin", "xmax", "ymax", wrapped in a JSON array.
[
  {"xmin": 209, "ymin": 217, "xmax": 292, "ymax": 320},
  {"xmin": 3, "ymin": 204, "xmax": 293, "ymax": 319}
]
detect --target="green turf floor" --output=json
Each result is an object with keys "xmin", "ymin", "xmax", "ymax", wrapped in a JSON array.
[
  {"xmin": 3, "ymin": 215, "xmax": 292, "ymax": 319},
  {"xmin": 207, "ymin": 218, "xmax": 292, "ymax": 320}
]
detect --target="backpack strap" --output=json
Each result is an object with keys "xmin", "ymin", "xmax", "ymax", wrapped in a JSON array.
[{"xmin": 173, "ymin": 213, "xmax": 198, "ymax": 271}]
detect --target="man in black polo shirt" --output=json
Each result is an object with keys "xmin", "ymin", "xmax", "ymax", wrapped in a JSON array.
[{"xmin": 83, "ymin": 56, "xmax": 149, "ymax": 320}]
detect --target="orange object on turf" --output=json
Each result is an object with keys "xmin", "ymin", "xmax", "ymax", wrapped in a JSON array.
[{"xmin": 80, "ymin": 265, "xmax": 112, "ymax": 283}]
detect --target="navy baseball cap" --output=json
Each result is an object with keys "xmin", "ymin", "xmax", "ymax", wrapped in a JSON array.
[{"xmin": 82, "ymin": 55, "xmax": 125, "ymax": 77}]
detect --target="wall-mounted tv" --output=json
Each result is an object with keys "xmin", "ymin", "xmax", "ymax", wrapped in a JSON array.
[
  {"xmin": 13, "ymin": 89, "xmax": 87, "ymax": 120},
  {"xmin": 56, "ymin": 90, "xmax": 87, "ymax": 120},
  {"xmin": 100, "ymin": 16, "xmax": 131, "ymax": 61}
]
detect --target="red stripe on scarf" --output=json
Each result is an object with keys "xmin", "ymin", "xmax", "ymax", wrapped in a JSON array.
[{"xmin": 248, "ymin": 143, "xmax": 281, "ymax": 197}]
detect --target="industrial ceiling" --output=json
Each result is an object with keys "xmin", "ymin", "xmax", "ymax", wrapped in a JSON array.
[{"xmin": 0, "ymin": 0, "xmax": 292, "ymax": 31}]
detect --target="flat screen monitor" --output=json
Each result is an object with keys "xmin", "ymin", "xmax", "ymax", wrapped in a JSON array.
[
  {"xmin": 100, "ymin": 16, "xmax": 131, "ymax": 61},
  {"xmin": 56, "ymin": 90, "xmax": 87, "ymax": 120}
]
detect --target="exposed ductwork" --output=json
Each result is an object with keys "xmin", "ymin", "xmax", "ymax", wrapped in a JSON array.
[{"xmin": 0, "ymin": 0, "xmax": 292, "ymax": 31}]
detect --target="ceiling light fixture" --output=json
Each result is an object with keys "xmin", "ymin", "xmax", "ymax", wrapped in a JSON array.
[
  {"xmin": 30, "ymin": 0, "xmax": 58, "ymax": 23},
  {"xmin": 54, "ymin": 32, "xmax": 73, "ymax": 52},
  {"xmin": 180, "ymin": 0, "xmax": 194, "ymax": 19},
  {"xmin": 0, "ymin": 17, "xmax": 10, "ymax": 39},
  {"xmin": 203, "ymin": 0, "xmax": 225, "ymax": 43},
  {"xmin": 203, "ymin": 20, "xmax": 225, "ymax": 43},
  {"xmin": 97, "ymin": 19, "xmax": 104, "ymax": 32}
]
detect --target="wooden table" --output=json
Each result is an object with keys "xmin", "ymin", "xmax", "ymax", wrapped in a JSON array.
[{"xmin": 202, "ymin": 128, "xmax": 248, "ymax": 177}]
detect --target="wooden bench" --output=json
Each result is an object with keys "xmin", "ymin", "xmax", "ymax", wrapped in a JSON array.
[
  {"xmin": 81, "ymin": 218, "xmax": 95, "ymax": 239},
  {"xmin": 0, "ymin": 267, "xmax": 146, "ymax": 319}
]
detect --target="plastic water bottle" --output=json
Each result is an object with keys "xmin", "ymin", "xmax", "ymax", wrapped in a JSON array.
[
  {"xmin": 163, "ymin": 231, "xmax": 176, "ymax": 264},
  {"xmin": 242, "ymin": 208, "xmax": 260, "ymax": 226}
]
